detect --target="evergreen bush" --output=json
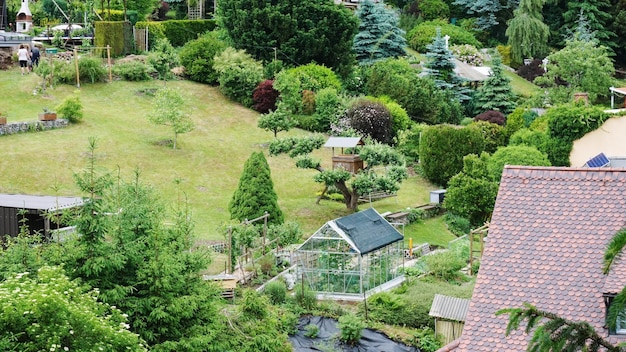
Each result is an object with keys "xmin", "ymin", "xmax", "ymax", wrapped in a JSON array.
[
  {"xmin": 56, "ymin": 92, "xmax": 83, "ymax": 123},
  {"xmin": 112, "ymin": 61, "xmax": 153, "ymax": 81},
  {"xmin": 94, "ymin": 21, "xmax": 131, "ymax": 57},
  {"xmin": 419, "ymin": 124, "xmax": 485, "ymax": 186},
  {"xmin": 179, "ymin": 31, "xmax": 226, "ymax": 84},
  {"xmin": 264, "ymin": 280, "xmax": 287, "ymax": 305},
  {"xmin": 467, "ymin": 120, "xmax": 506, "ymax": 154},
  {"xmin": 135, "ymin": 20, "xmax": 216, "ymax": 48},
  {"xmin": 407, "ymin": 20, "xmax": 481, "ymax": 53}
]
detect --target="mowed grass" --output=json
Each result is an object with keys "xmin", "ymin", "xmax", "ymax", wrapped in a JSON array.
[{"xmin": 0, "ymin": 66, "xmax": 437, "ymax": 242}]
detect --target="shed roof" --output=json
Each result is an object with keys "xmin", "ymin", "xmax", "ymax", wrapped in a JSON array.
[
  {"xmin": 429, "ymin": 294, "xmax": 470, "ymax": 322},
  {"xmin": 450, "ymin": 166, "xmax": 626, "ymax": 351},
  {"xmin": 323, "ymin": 137, "xmax": 364, "ymax": 148},
  {"xmin": 334, "ymin": 208, "xmax": 403, "ymax": 254},
  {"xmin": 0, "ymin": 194, "xmax": 83, "ymax": 212}
]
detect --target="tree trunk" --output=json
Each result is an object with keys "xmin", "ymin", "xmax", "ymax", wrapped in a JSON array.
[{"xmin": 335, "ymin": 180, "xmax": 359, "ymax": 211}]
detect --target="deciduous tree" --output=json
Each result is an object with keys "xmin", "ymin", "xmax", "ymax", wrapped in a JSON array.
[
  {"xmin": 505, "ymin": 0, "xmax": 549, "ymax": 65},
  {"xmin": 148, "ymin": 87, "xmax": 194, "ymax": 149}
]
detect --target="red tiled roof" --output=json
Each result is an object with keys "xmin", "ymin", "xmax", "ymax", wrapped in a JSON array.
[{"xmin": 455, "ymin": 166, "xmax": 626, "ymax": 352}]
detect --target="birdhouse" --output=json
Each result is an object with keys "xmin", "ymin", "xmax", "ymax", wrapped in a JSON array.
[{"xmin": 324, "ymin": 137, "xmax": 365, "ymax": 174}]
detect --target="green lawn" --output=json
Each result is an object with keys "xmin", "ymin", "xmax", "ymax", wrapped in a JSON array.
[
  {"xmin": 403, "ymin": 216, "xmax": 457, "ymax": 248},
  {"xmin": 0, "ymin": 67, "xmax": 440, "ymax": 245}
]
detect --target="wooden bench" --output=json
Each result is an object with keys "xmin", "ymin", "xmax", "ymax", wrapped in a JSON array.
[
  {"xmin": 385, "ymin": 211, "xmax": 410, "ymax": 224},
  {"xmin": 358, "ymin": 191, "xmax": 397, "ymax": 204}
]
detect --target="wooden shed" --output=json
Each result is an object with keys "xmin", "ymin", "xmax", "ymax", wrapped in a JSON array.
[
  {"xmin": 323, "ymin": 137, "xmax": 365, "ymax": 174},
  {"xmin": 429, "ymin": 294, "xmax": 470, "ymax": 345},
  {"xmin": 0, "ymin": 194, "xmax": 83, "ymax": 241}
]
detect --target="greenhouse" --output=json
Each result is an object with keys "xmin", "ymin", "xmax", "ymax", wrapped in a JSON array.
[{"xmin": 296, "ymin": 208, "xmax": 405, "ymax": 299}]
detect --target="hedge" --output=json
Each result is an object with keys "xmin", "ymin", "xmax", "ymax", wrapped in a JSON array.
[
  {"xmin": 407, "ymin": 20, "xmax": 481, "ymax": 53},
  {"xmin": 419, "ymin": 124, "xmax": 485, "ymax": 187},
  {"xmin": 94, "ymin": 21, "xmax": 133, "ymax": 56},
  {"xmin": 135, "ymin": 20, "xmax": 216, "ymax": 48}
]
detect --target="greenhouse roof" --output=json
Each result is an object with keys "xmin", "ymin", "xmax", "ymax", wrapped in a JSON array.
[{"xmin": 335, "ymin": 208, "xmax": 403, "ymax": 254}]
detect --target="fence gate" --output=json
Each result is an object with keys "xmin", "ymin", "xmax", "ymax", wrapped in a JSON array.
[{"xmin": 134, "ymin": 27, "xmax": 148, "ymax": 52}]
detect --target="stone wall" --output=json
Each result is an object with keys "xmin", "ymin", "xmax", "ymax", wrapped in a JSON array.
[{"xmin": 0, "ymin": 119, "xmax": 68, "ymax": 135}]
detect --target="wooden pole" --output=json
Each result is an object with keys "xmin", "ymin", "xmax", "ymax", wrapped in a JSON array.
[
  {"xmin": 227, "ymin": 226, "xmax": 232, "ymax": 274},
  {"xmin": 107, "ymin": 45, "xmax": 112, "ymax": 83},
  {"xmin": 73, "ymin": 47, "xmax": 80, "ymax": 88}
]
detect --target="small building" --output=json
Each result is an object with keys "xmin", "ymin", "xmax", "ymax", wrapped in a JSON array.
[
  {"xmin": 15, "ymin": 0, "xmax": 32, "ymax": 33},
  {"xmin": 296, "ymin": 208, "xmax": 405, "ymax": 300},
  {"xmin": 323, "ymin": 136, "xmax": 365, "ymax": 174},
  {"xmin": 429, "ymin": 294, "xmax": 470, "ymax": 345},
  {"xmin": 0, "ymin": 194, "xmax": 83, "ymax": 241}
]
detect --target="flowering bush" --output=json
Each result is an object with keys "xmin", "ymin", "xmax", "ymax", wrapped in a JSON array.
[{"xmin": 451, "ymin": 44, "xmax": 483, "ymax": 66}]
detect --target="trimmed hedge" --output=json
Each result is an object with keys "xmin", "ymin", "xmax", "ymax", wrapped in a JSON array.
[
  {"xmin": 419, "ymin": 124, "xmax": 485, "ymax": 187},
  {"xmin": 407, "ymin": 20, "xmax": 481, "ymax": 53},
  {"xmin": 94, "ymin": 21, "xmax": 133, "ymax": 56},
  {"xmin": 135, "ymin": 20, "xmax": 216, "ymax": 48}
]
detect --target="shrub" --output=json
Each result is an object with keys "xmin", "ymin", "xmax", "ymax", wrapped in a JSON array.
[
  {"xmin": 252, "ymin": 80, "xmax": 279, "ymax": 114},
  {"xmin": 304, "ymin": 324, "xmax": 319, "ymax": 338},
  {"xmin": 508, "ymin": 128, "xmax": 550, "ymax": 155},
  {"xmin": 216, "ymin": 61, "xmax": 264, "ymax": 107},
  {"xmin": 302, "ymin": 90, "xmax": 316, "ymax": 115},
  {"xmin": 496, "ymin": 45, "xmax": 512, "ymax": 67},
  {"xmin": 450, "ymin": 44, "xmax": 483, "ymax": 66},
  {"xmin": 420, "ymin": 250, "xmax": 465, "ymax": 281},
  {"xmin": 345, "ymin": 99, "xmax": 393, "ymax": 144},
  {"xmin": 264, "ymin": 280, "xmax": 287, "ymax": 305},
  {"xmin": 443, "ymin": 213, "xmax": 471, "ymax": 236},
  {"xmin": 546, "ymin": 103, "xmax": 610, "ymax": 142},
  {"xmin": 258, "ymin": 254, "xmax": 276, "ymax": 276},
  {"xmin": 56, "ymin": 92, "xmax": 83, "ymax": 123},
  {"xmin": 502, "ymin": 107, "xmax": 526, "ymax": 140},
  {"xmin": 419, "ymin": 124, "xmax": 485, "ymax": 187},
  {"xmin": 338, "ymin": 314, "xmax": 365, "ymax": 345},
  {"xmin": 396, "ymin": 123, "xmax": 427, "ymax": 162},
  {"xmin": 241, "ymin": 289, "xmax": 269, "ymax": 319},
  {"xmin": 474, "ymin": 110, "xmax": 505, "ymax": 125},
  {"xmin": 179, "ymin": 31, "xmax": 227, "ymax": 84},
  {"xmin": 516, "ymin": 58, "xmax": 545, "ymax": 83},
  {"xmin": 135, "ymin": 20, "xmax": 217, "ymax": 48},
  {"xmin": 295, "ymin": 284, "xmax": 317, "ymax": 310},
  {"xmin": 94, "ymin": 21, "xmax": 132, "ymax": 56},
  {"xmin": 274, "ymin": 64, "xmax": 342, "ymax": 114},
  {"xmin": 113, "ymin": 61, "xmax": 153, "ymax": 81},
  {"xmin": 376, "ymin": 96, "xmax": 411, "ymax": 139},
  {"xmin": 413, "ymin": 327, "xmax": 442, "ymax": 352},
  {"xmin": 487, "ymin": 145, "xmax": 551, "ymax": 181},
  {"xmin": 56, "ymin": 56, "xmax": 107, "ymax": 85},
  {"xmin": 417, "ymin": 0, "xmax": 449, "ymax": 20},
  {"xmin": 407, "ymin": 20, "xmax": 481, "ymax": 53},
  {"xmin": 365, "ymin": 292, "xmax": 433, "ymax": 328},
  {"xmin": 468, "ymin": 120, "xmax": 506, "ymax": 154},
  {"xmin": 312, "ymin": 87, "xmax": 345, "ymax": 133},
  {"xmin": 267, "ymin": 222, "xmax": 302, "ymax": 248}
]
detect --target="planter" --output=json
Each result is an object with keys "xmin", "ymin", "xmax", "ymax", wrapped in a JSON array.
[
  {"xmin": 0, "ymin": 117, "xmax": 6, "ymax": 125},
  {"xmin": 39, "ymin": 112, "xmax": 57, "ymax": 121}
]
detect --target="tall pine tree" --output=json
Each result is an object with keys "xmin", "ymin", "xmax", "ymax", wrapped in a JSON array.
[
  {"xmin": 473, "ymin": 56, "xmax": 517, "ymax": 115},
  {"xmin": 505, "ymin": 0, "xmax": 549, "ymax": 65},
  {"xmin": 229, "ymin": 151, "xmax": 284, "ymax": 225},
  {"xmin": 353, "ymin": 0, "xmax": 407, "ymax": 65}
]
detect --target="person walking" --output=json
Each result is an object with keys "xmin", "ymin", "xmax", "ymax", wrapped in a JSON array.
[
  {"xmin": 17, "ymin": 45, "xmax": 30, "ymax": 75},
  {"xmin": 30, "ymin": 46, "xmax": 40, "ymax": 71}
]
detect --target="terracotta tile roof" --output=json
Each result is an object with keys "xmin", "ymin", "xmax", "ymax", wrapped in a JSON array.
[{"xmin": 454, "ymin": 166, "xmax": 626, "ymax": 352}]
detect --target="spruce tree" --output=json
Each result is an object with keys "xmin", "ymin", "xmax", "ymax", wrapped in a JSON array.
[
  {"xmin": 229, "ymin": 151, "xmax": 284, "ymax": 225},
  {"xmin": 505, "ymin": 0, "xmax": 549, "ymax": 65},
  {"xmin": 563, "ymin": 1, "xmax": 615, "ymax": 53},
  {"xmin": 424, "ymin": 28, "xmax": 471, "ymax": 103},
  {"xmin": 473, "ymin": 56, "xmax": 517, "ymax": 115},
  {"xmin": 353, "ymin": 0, "xmax": 407, "ymax": 65}
]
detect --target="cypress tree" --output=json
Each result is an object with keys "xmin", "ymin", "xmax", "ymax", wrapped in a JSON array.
[
  {"xmin": 229, "ymin": 151, "xmax": 284, "ymax": 225},
  {"xmin": 353, "ymin": 0, "xmax": 407, "ymax": 65}
]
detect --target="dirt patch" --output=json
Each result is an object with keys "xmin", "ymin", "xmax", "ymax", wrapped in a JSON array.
[{"xmin": 0, "ymin": 49, "xmax": 14, "ymax": 70}]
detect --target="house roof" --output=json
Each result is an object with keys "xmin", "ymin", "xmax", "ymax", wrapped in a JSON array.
[
  {"xmin": 452, "ymin": 166, "xmax": 626, "ymax": 351},
  {"xmin": 0, "ymin": 194, "xmax": 83, "ymax": 212},
  {"xmin": 429, "ymin": 294, "xmax": 470, "ymax": 322}
]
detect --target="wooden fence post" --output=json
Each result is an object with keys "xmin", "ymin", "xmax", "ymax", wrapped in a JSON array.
[
  {"xmin": 73, "ymin": 47, "xmax": 80, "ymax": 88},
  {"xmin": 107, "ymin": 45, "xmax": 112, "ymax": 83}
]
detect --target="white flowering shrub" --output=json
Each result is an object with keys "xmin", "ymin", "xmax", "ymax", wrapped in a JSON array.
[{"xmin": 451, "ymin": 44, "xmax": 483, "ymax": 66}]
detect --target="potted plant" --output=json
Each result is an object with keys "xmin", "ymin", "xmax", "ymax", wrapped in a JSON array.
[{"xmin": 39, "ymin": 108, "xmax": 57, "ymax": 121}]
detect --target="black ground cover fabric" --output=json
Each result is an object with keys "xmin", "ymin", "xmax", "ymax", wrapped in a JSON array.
[{"xmin": 289, "ymin": 315, "xmax": 420, "ymax": 352}]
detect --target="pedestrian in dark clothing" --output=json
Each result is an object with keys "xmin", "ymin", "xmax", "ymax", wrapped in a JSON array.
[{"xmin": 30, "ymin": 46, "xmax": 40, "ymax": 71}]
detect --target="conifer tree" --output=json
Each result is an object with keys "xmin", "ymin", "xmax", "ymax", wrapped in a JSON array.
[
  {"xmin": 353, "ymin": 0, "xmax": 407, "ymax": 65},
  {"xmin": 505, "ymin": 0, "xmax": 549, "ymax": 65},
  {"xmin": 473, "ymin": 56, "xmax": 517, "ymax": 115},
  {"xmin": 424, "ymin": 28, "xmax": 471, "ymax": 103},
  {"xmin": 229, "ymin": 151, "xmax": 284, "ymax": 225},
  {"xmin": 563, "ymin": 2, "xmax": 615, "ymax": 53}
]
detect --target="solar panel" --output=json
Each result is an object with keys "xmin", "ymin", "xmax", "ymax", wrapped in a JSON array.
[{"xmin": 584, "ymin": 152, "xmax": 610, "ymax": 168}]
